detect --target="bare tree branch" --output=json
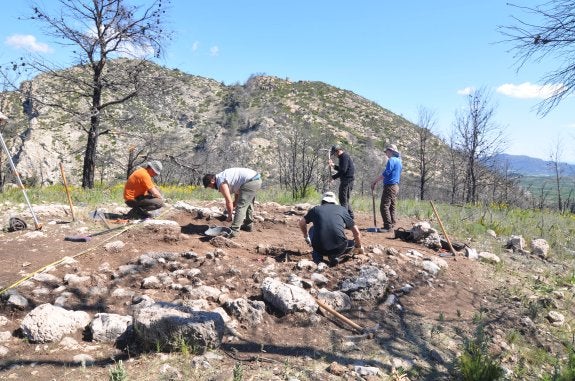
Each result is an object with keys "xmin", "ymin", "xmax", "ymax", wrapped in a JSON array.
[
  {"xmin": 499, "ymin": 1, "xmax": 575, "ymax": 115},
  {"xmin": 22, "ymin": 0, "xmax": 171, "ymax": 188}
]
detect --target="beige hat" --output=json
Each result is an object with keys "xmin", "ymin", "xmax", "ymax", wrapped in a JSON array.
[
  {"xmin": 146, "ymin": 160, "xmax": 162, "ymax": 175},
  {"xmin": 321, "ymin": 191, "xmax": 338, "ymax": 204},
  {"xmin": 385, "ymin": 144, "xmax": 399, "ymax": 154}
]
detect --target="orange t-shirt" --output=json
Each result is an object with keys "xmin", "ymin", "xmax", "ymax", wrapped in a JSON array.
[{"xmin": 123, "ymin": 167, "xmax": 155, "ymax": 201}]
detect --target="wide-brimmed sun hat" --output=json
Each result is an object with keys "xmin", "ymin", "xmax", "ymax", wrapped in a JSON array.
[
  {"xmin": 321, "ymin": 191, "xmax": 338, "ymax": 204},
  {"xmin": 385, "ymin": 144, "xmax": 399, "ymax": 154},
  {"xmin": 146, "ymin": 160, "xmax": 162, "ymax": 175}
]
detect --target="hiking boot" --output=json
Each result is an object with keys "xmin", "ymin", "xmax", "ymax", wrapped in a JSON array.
[
  {"xmin": 137, "ymin": 208, "xmax": 152, "ymax": 219},
  {"xmin": 328, "ymin": 255, "xmax": 340, "ymax": 267},
  {"xmin": 125, "ymin": 207, "xmax": 152, "ymax": 220},
  {"xmin": 125, "ymin": 208, "xmax": 142, "ymax": 220},
  {"xmin": 227, "ymin": 229, "xmax": 239, "ymax": 238},
  {"xmin": 240, "ymin": 224, "xmax": 253, "ymax": 232}
]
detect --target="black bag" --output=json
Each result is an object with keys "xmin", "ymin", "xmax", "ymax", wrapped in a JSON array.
[
  {"xmin": 394, "ymin": 227, "xmax": 412, "ymax": 241},
  {"xmin": 7, "ymin": 217, "xmax": 27, "ymax": 232}
]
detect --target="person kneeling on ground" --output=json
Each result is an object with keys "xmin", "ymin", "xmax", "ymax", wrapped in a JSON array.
[
  {"xmin": 298, "ymin": 191, "xmax": 364, "ymax": 266},
  {"xmin": 202, "ymin": 167, "xmax": 262, "ymax": 238},
  {"xmin": 123, "ymin": 160, "xmax": 164, "ymax": 219}
]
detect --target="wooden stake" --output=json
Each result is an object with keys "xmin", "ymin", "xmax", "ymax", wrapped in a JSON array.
[
  {"xmin": 59, "ymin": 163, "xmax": 76, "ymax": 221},
  {"xmin": 430, "ymin": 201, "xmax": 457, "ymax": 256}
]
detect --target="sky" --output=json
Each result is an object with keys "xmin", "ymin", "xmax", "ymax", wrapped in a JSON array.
[{"xmin": 1, "ymin": 0, "xmax": 574, "ymax": 162}]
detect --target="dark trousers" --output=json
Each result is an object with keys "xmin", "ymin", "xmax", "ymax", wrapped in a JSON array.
[
  {"xmin": 126, "ymin": 195, "xmax": 164, "ymax": 212},
  {"xmin": 309, "ymin": 227, "xmax": 354, "ymax": 264},
  {"xmin": 380, "ymin": 184, "xmax": 399, "ymax": 229},
  {"xmin": 338, "ymin": 180, "xmax": 354, "ymax": 219}
]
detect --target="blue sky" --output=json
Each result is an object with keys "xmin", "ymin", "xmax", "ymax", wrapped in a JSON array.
[{"xmin": 2, "ymin": 1, "xmax": 574, "ymax": 162}]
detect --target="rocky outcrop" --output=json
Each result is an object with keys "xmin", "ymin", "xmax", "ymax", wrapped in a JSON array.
[
  {"xmin": 132, "ymin": 302, "xmax": 225, "ymax": 353},
  {"xmin": 20, "ymin": 304, "xmax": 91, "ymax": 343}
]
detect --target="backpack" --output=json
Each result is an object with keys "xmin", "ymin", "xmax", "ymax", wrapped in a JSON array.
[{"xmin": 7, "ymin": 217, "xmax": 27, "ymax": 232}]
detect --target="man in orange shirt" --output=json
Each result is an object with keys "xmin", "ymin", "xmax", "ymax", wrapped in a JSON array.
[{"xmin": 123, "ymin": 160, "xmax": 164, "ymax": 219}]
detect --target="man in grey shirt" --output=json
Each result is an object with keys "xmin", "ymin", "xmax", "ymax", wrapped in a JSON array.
[{"xmin": 202, "ymin": 168, "xmax": 262, "ymax": 237}]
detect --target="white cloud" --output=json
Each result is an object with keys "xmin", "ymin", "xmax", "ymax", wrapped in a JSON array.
[
  {"xmin": 457, "ymin": 86, "xmax": 475, "ymax": 96},
  {"xmin": 496, "ymin": 82, "xmax": 563, "ymax": 99},
  {"xmin": 192, "ymin": 41, "xmax": 199, "ymax": 52},
  {"xmin": 5, "ymin": 34, "xmax": 51, "ymax": 53},
  {"xmin": 209, "ymin": 46, "xmax": 219, "ymax": 56},
  {"xmin": 116, "ymin": 42, "xmax": 154, "ymax": 58}
]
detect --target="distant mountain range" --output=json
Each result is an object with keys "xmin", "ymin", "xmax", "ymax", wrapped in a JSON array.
[{"xmin": 493, "ymin": 153, "xmax": 575, "ymax": 177}]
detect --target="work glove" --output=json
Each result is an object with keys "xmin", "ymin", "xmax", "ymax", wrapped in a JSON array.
[
  {"xmin": 305, "ymin": 236, "xmax": 312, "ymax": 246},
  {"xmin": 352, "ymin": 246, "xmax": 365, "ymax": 256}
]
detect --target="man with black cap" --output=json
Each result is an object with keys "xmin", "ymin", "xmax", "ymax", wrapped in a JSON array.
[
  {"xmin": 298, "ymin": 191, "xmax": 363, "ymax": 266},
  {"xmin": 329, "ymin": 144, "xmax": 355, "ymax": 219},
  {"xmin": 371, "ymin": 144, "xmax": 402, "ymax": 232},
  {"xmin": 123, "ymin": 160, "xmax": 164, "ymax": 219}
]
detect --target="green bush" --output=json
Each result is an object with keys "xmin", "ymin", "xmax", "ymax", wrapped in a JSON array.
[
  {"xmin": 233, "ymin": 362, "xmax": 243, "ymax": 381},
  {"xmin": 109, "ymin": 360, "xmax": 128, "ymax": 381},
  {"xmin": 457, "ymin": 328, "xmax": 504, "ymax": 381}
]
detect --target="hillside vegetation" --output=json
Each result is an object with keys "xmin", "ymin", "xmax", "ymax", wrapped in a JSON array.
[
  {"xmin": 0, "ymin": 60, "xmax": 522, "ymax": 208},
  {"xmin": 2, "ymin": 59, "xmax": 456, "ymax": 198}
]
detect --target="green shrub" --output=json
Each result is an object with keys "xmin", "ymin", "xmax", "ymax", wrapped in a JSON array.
[
  {"xmin": 233, "ymin": 362, "xmax": 243, "ymax": 381},
  {"xmin": 109, "ymin": 360, "xmax": 128, "ymax": 381},
  {"xmin": 457, "ymin": 328, "xmax": 504, "ymax": 381}
]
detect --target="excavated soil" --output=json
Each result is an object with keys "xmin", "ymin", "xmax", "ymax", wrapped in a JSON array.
[{"xmin": 0, "ymin": 200, "xmax": 535, "ymax": 380}]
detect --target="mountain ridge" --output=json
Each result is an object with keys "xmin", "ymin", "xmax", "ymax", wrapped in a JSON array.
[
  {"xmin": 493, "ymin": 153, "xmax": 575, "ymax": 177},
  {"xmin": 0, "ymin": 60, "xmax": 439, "ymax": 188}
]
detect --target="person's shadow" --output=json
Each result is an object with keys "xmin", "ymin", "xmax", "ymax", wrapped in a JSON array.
[
  {"xmin": 180, "ymin": 223, "xmax": 214, "ymax": 242},
  {"xmin": 180, "ymin": 223, "xmax": 210, "ymax": 235}
]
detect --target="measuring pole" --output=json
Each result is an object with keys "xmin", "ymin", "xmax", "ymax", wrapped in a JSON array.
[{"xmin": 0, "ymin": 131, "xmax": 42, "ymax": 230}]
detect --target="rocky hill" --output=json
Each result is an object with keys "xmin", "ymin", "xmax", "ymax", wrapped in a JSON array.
[{"xmin": 0, "ymin": 59, "xmax": 441, "ymax": 188}]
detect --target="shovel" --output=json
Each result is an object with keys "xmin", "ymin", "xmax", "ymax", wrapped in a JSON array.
[
  {"xmin": 64, "ymin": 225, "xmax": 125, "ymax": 242},
  {"xmin": 366, "ymin": 190, "xmax": 381, "ymax": 233}
]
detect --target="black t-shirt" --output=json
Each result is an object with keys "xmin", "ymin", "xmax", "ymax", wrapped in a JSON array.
[{"xmin": 304, "ymin": 204, "xmax": 355, "ymax": 256}]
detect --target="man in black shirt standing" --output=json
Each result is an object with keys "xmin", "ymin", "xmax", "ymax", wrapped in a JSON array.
[{"xmin": 329, "ymin": 144, "xmax": 355, "ymax": 219}]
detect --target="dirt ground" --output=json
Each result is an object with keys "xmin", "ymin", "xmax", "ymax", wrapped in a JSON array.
[{"xmin": 0, "ymin": 200, "xmax": 524, "ymax": 380}]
